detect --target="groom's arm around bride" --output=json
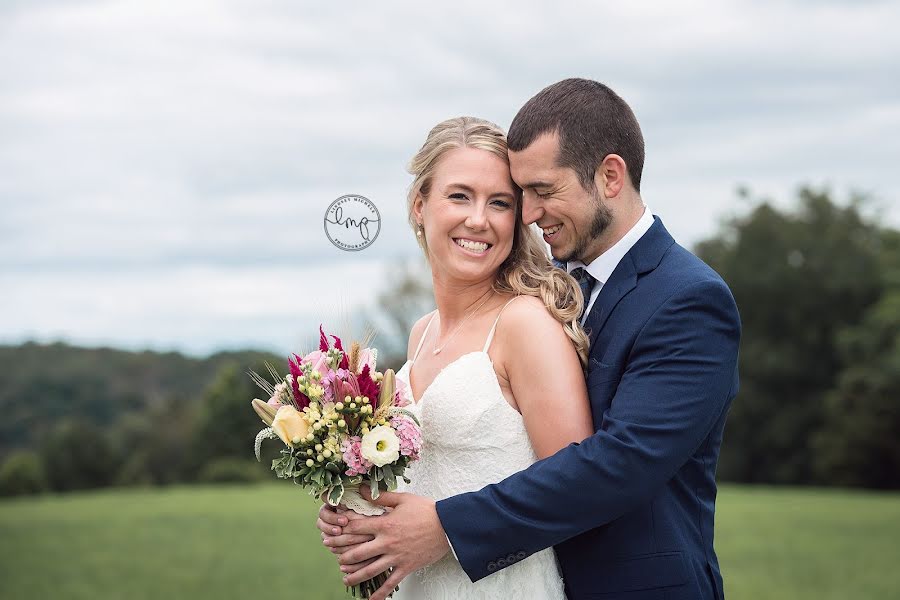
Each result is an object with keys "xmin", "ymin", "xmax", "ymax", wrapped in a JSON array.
[{"xmin": 437, "ymin": 256, "xmax": 740, "ymax": 598}]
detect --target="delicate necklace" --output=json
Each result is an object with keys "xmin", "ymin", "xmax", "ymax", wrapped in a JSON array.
[{"xmin": 432, "ymin": 292, "xmax": 494, "ymax": 355}]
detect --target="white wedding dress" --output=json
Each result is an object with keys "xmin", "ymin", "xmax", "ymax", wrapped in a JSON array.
[{"xmin": 393, "ymin": 300, "xmax": 566, "ymax": 600}]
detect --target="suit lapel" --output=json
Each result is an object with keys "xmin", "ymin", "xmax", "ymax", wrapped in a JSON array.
[
  {"xmin": 585, "ymin": 256, "xmax": 636, "ymax": 346},
  {"xmin": 583, "ymin": 216, "xmax": 676, "ymax": 347}
]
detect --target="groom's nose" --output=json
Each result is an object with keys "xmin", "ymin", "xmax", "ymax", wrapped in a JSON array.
[{"xmin": 521, "ymin": 191, "xmax": 543, "ymax": 225}]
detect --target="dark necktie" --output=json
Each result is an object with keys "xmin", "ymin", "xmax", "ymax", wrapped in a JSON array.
[
  {"xmin": 553, "ymin": 259, "xmax": 596, "ymax": 320},
  {"xmin": 569, "ymin": 266, "xmax": 596, "ymax": 320}
]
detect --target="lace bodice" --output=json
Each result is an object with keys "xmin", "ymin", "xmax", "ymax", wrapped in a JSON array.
[{"xmin": 392, "ymin": 300, "xmax": 565, "ymax": 599}]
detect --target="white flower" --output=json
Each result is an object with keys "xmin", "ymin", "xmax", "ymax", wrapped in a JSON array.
[{"xmin": 360, "ymin": 426, "xmax": 400, "ymax": 467}]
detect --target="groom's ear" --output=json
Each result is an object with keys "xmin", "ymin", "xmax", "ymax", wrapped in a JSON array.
[{"xmin": 594, "ymin": 154, "xmax": 628, "ymax": 199}]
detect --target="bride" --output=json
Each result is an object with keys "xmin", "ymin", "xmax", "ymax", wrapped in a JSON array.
[{"xmin": 323, "ymin": 116, "xmax": 593, "ymax": 599}]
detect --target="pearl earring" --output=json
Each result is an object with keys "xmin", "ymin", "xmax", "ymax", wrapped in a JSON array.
[{"xmin": 416, "ymin": 223, "xmax": 423, "ymax": 238}]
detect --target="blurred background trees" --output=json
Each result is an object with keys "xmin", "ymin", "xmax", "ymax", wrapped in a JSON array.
[
  {"xmin": 0, "ymin": 347, "xmax": 281, "ymax": 494},
  {"xmin": 1, "ymin": 186, "xmax": 897, "ymax": 496},
  {"xmin": 365, "ymin": 258, "xmax": 435, "ymax": 367},
  {"xmin": 696, "ymin": 186, "xmax": 898, "ymax": 488}
]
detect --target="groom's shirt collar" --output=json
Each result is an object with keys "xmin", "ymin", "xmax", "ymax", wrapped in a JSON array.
[
  {"xmin": 565, "ymin": 206, "xmax": 654, "ymax": 322},
  {"xmin": 565, "ymin": 205, "xmax": 654, "ymax": 284}
]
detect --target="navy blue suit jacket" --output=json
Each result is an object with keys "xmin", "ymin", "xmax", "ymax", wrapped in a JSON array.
[{"xmin": 436, "ymin": 217, "xmax": 740, "ymax": 599}]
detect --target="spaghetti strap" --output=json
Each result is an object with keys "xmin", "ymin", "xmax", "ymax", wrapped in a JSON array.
[
  {"xmin": 411, "ymin": 311, "xmax": 438, "ymax": 364},
  {"xmin": 482, "ymin": 296, "xmax": 522, "ymax": 354}
]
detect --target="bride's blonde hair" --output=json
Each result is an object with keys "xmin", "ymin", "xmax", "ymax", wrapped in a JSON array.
[{"xmin": 406, "ymin": 116, "xmax": 590, "ymax": 367}]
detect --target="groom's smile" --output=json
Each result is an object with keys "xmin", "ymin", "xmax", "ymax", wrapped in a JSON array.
[{"xmin": 540, "ymin": 223, "xmax": 564, "ymax": 243}]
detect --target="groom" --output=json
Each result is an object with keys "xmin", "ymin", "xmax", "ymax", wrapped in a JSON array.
[{"xmin": 319, "ymin": 78, "xmax": 741, "ymax": 600}]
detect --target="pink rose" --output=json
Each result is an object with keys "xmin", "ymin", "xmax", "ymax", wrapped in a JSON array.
[{"xmin": 303, "ymin": 350, "xmax": 330, "ymax": 377}]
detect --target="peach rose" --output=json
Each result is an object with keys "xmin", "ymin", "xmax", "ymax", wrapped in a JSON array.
[{"xmin": 271, "ymin": 405, "xmax": 310, "ymax": 447}]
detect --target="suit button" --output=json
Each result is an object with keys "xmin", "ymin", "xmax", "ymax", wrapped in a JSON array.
[
  {"xmin": 506, "ymin": 553, "xmax": 517, "ymax": 563},
  {"xmin": 516, "ymin": 551, "xmax": 527, "ymax": 560},
  {"xmin": 497, "ymin": 559, "xmax": 507, "ymax": 568},
  {"xmin": 487, "ymin": 561, "xmax": 497, "ymax": 572}
]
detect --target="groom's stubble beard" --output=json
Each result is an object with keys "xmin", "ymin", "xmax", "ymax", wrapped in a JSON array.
[{"xmin": 559, "ymin": 185, "xmax": 613, "ymax": 264}]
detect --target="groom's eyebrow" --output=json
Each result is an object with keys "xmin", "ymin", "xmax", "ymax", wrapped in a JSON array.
[{"xmin": 519, "ymin": 180, "xmax": 552, "ymax": 190}]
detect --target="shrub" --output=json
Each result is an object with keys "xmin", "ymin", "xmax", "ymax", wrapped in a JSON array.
[{"xmin": 0, "ymin": 451, "xmax": 48, "ymax": 496}]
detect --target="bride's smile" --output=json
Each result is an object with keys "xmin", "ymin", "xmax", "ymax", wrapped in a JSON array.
[{"xmin": 452, "ymin": 237, "xmax": 492, "ymax": 255}]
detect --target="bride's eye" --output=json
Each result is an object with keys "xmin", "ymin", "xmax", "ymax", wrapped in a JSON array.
[
  {"xmin": 491, "ymin": 199, "xmax": 511, "ymax": 209},
  {"xmin": 448, "ymin": 193, "xmax": 468, "ymax": 201}
]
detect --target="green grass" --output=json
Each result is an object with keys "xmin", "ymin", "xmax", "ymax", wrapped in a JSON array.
[
  {"xmin": 715, "ymin": 485, "xmax": 900, "ymax": 599},
  {"xmin": 0, "ymin": 484, "xmax": 347, "ymax": 600},
  {"xmin": 0, "ymin": 484, "xmax": 897, "ymax": 599}
]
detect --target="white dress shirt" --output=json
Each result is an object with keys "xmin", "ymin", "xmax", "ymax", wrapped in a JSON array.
[{"xmin": 565, "ymin": 206, "xmax": 655, "ymax": 325}]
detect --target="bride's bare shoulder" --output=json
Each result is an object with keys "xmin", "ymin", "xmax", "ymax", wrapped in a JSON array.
[
  {"xmin": 500, "ymin": 295, "xmax": 563, "ymax": 330},
  {"xmin": 406, "ymin": 311, "xmax": 436, "ymax": 360},
  {"xmin": 495, "ymin": 295, "xmax": 572, "ymax": 352}
]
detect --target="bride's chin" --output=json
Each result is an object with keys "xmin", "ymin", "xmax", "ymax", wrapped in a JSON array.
[{"xmin": 439, "ymin": 261, "xmax": 500, "ymax": 283}]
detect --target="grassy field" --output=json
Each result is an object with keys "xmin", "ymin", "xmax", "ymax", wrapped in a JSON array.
[{"xmin": 1, "ymin": 484, "xmax": 897, "ymax": 599}]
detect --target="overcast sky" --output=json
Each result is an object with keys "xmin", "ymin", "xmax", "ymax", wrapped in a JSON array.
[{"xmin": 1, "ymin": 0, "xmax": 898, "ymax": 355}]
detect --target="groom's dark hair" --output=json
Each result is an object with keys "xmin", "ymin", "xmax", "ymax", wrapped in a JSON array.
[{"xmin": 508, "ymin": 78, "xmax": 645, "ymax": 192}]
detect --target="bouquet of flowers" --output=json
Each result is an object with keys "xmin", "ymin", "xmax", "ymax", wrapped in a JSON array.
[{"xmin": 250, "ymin": 326, "xmax": 422, "ymax": 598}]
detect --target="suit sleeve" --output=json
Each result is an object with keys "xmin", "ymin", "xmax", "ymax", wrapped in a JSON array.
[{"xmin": 435, "ymin": 278, "xmax": 741, "ymax": 582}]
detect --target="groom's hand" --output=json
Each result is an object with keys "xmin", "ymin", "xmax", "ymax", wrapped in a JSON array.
[
  {"xmin": 337, "ymin": 489, "xmax": 450, "ymax": 600},
  {"xmin": 318, "ymin": 505, "xmax": 374, "ymax": 555}
]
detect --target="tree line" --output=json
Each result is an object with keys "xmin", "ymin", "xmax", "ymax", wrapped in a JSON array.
[{"xmin": 697, "ymin": 187, "xmax": 898, "ymax": 489}]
